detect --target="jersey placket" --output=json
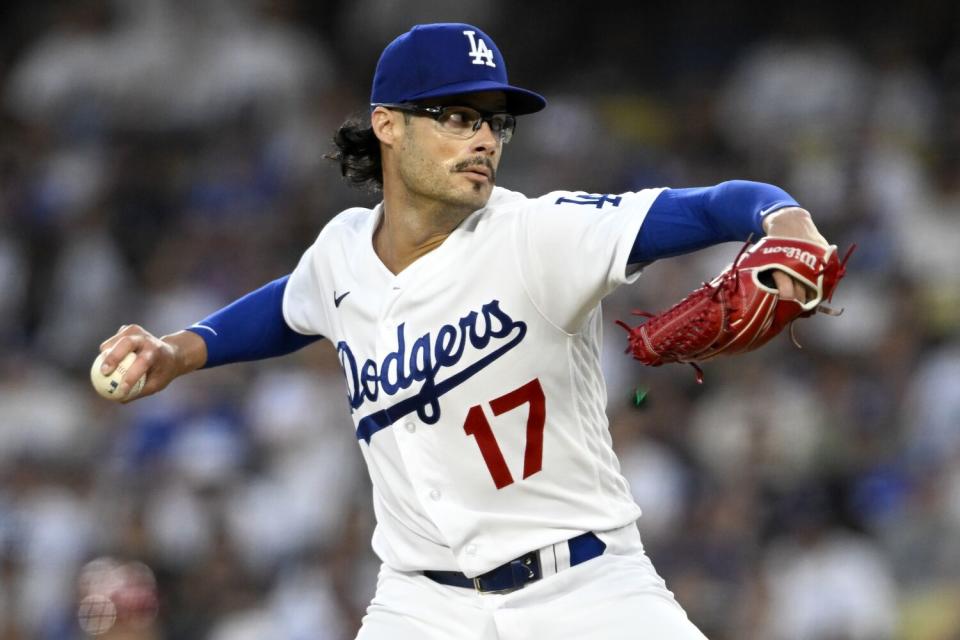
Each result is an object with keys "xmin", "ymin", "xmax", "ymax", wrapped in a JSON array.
[{"xmin": 369, "ymin": 255, "xmax": 460, "ymax": 545}]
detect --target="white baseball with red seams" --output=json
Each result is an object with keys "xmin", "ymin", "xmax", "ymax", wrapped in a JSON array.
[{"xmin": 90, "ymin": 351, "xmax": 146, "ymax": 401}]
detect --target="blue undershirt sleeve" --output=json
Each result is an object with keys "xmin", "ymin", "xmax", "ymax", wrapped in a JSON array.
[
  {"xmin": 186, "ymin": 275, "xmax": 322, "ymax": 369},
  {"xmin": 629, "ymin": 180, "xmax": 799, "ymax": 264}
]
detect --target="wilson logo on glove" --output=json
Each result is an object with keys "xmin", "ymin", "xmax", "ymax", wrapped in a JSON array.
[
  {"xmin": 760, "ymin": 245, "xmax": 819, "ymax": 269},
  {"xmin": 615, "ymin": 236, "xmax": 855, "ymax": 383}
]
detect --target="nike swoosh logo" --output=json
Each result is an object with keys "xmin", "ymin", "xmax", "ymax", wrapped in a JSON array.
[{"xmin": 334, "ymin": 290, "xmax": 351, "ymax": 308}]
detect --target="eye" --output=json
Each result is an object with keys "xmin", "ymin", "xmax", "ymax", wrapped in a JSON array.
[{"xmin": 440, "ymin": 108, "xmax": 480, "ymax": 130}]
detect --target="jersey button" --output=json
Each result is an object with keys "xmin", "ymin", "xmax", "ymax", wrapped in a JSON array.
[
  {"xmin": 465, "ymin": 544, "xmax": 477, "ymax": 556},
  {"xmin": 404, "ymin": 422, "xmax": 416, "ymax": 433},
  {"xmin": 429, "ymin": 489, "xmax": 442, "ymax": 501}
]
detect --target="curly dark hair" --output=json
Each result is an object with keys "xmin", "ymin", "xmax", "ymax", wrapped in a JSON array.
[{"xmin": 326, "ymin": 115, "xmax": 384, "ymax": 192}]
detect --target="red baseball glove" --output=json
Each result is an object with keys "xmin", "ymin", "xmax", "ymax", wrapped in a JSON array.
[{"xmin": 615, "ymin": 236, "xmax": 853, "ymax": 383}]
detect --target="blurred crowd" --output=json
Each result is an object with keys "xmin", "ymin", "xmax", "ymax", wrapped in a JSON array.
[{"xmin": 0, "ymin": 1, "xmax": 958, "ymax": 639}]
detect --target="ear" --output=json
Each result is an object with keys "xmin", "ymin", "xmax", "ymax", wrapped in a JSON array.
[{"xmin": 371, "ymin": 106, "xmax": 402, "ymax": 147}]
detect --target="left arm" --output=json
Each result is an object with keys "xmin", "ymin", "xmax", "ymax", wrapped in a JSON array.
[{"xmin": 630, "ymin": 180, "xmax": 829, "ymax": 302}]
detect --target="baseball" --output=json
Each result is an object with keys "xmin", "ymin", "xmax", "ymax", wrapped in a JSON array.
[{"xmin": 90, "ymin": 351, "xmax": 146, "ymax": 401}]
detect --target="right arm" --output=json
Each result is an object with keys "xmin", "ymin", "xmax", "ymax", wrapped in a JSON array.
[{"xmin": 97, "ymin": 275, "xmax": 322, "ymax": 402}]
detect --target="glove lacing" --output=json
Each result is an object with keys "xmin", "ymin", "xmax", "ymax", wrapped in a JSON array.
[{"xmin": 615, "ymin": 240, "xmax": 751, "ymax": 383}]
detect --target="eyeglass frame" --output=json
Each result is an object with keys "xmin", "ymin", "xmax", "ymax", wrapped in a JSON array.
[{"xmin": 371, "ymin": 102, "xmax": 517, "ymax": 144}]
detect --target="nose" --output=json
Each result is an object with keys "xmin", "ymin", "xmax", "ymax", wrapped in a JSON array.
[{"xmin": 471, "ymin": 120, "xmax": 499, "ymax": 154}]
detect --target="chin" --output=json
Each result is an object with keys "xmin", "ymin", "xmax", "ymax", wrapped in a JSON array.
[
  {"xmin": 439, "ymin": 188, "xmax": 490, "ymax": 213},
  {"xmin": 464, "ymin": 182, "xmax": 494, "ymax": 207}
]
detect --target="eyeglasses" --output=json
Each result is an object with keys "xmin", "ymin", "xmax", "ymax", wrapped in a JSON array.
[{"xmin": 373, "ymin": 103, "xmax": 516, "ymax": 144}]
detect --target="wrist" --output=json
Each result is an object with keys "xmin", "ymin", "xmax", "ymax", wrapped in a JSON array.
[
  {"xmin": 161, "ymin": 330, "xmax": 208, "ymax": 376},
  {"xmin": 761, "ymin": 206, "xmax": 828, "ymax": 246},
  {"xmin": 762, "ymin": 206, "xmax": 810, "ymax": 234}
]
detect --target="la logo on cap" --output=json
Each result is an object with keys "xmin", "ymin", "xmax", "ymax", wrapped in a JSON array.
[
  {"xmin": 463, "ymin": 30, "xmax": 496, "ymax": 68},
  {"xmin": 369, "ymin": 23, "xmax": 545, "ymax": 116}
]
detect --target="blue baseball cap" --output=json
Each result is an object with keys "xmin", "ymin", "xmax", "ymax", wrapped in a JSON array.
[{"xmin": 370, "ymin": 23, "xmax": 546, "ymax": 115}]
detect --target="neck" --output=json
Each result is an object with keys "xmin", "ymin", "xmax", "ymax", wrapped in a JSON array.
[{"xmin": 374, "ymin": 187, "xmax": 478, "ymax": 274}]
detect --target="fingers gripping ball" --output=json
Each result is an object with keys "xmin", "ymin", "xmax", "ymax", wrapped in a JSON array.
[{"xmin": 90, "ymin": 352, "xmax": 146, "ymax": 400}]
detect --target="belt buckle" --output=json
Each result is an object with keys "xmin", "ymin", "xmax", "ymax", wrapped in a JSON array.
[
  {"xmin": 473, "ymin": 575, "xmax": 519, "ymax": 595},
  {"xmin": 473, "ymin": 553, "xmax": 541, "ymax": 595},
  {"xmin": 472, "ymin": 576, "xmax": 521, "ymax": 595},
  {"xmin": 471, "ymin": 576, "xmax": 488, "ymax": 593}
]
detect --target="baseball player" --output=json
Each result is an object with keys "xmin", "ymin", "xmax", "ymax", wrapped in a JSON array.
[{"xmin": 97, "ymin": 23, "xmax": 832, "ymax": 639}]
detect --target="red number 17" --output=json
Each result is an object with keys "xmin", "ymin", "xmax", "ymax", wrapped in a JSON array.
[{"xmin": 463, "ymin": 378, "xmax": 546, "ymax": 489}]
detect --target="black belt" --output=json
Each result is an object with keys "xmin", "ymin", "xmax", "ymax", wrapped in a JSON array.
[{"xmin": 423, "ymin": 532, "xmax": 606, "ymax": 594}]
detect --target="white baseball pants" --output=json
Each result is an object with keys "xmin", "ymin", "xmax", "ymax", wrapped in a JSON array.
[{"xmin": 356, "ymin": 529, "xmax": 709, "ymax": 640}]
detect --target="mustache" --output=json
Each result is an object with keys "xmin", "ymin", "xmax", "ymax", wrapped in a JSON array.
[{"xmin": 453, "ymin": 157, "xmax": 496, "ymax": 181}]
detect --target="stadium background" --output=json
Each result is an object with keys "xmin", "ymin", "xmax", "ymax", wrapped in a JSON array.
[{"xmin": 0, "ymin": 0, "xmax": 958, "ymax": 638}]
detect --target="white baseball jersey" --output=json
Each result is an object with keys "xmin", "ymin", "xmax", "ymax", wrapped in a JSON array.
[{"xmin": 283, "ymin": 185, "xmax": 665, "ymax": 578}]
